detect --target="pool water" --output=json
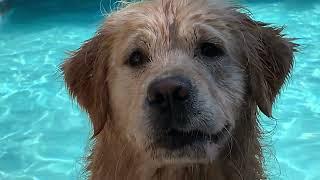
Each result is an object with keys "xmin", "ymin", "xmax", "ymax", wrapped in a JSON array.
[{"xmin": 0, "ymin": 0, "xmax": 319, "ymax": 179}]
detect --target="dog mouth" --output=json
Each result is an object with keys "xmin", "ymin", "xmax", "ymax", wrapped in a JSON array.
[{"xmin": 154, "ymin": 124, "xmax": 231, "ymax": 150}]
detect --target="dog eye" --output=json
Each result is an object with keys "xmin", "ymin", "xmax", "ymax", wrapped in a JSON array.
[
  {"xmin": 199, "ymin": 42, "xmax": 224, "ymax": 58},
  {"xmin": 127, "ymin": 50, "xmax": 148, "ymax": 67}
]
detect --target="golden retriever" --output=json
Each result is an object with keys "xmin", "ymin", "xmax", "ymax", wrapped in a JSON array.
[{"xmin": 61, "ymin": 0, "xmax": 298, "ymax": 179}]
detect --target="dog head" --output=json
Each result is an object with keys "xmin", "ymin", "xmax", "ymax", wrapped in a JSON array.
[{"xmin": 62, "ymin": 0, "xmax": 296, "ymax": 166}]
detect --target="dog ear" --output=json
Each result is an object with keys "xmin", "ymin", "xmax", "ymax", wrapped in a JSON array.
[
  {"xmin": 61, "ymin": 32, "xmax": 111, "ymax": 136},
  {"xmin": 239, "ymin": 14, "xmax": 298, "ymax": 117}
]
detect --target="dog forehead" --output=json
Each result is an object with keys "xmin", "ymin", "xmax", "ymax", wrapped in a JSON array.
[
  {"xmin": 103, "ymin": 0, "xmax": 234, "ymax": 65},
  {"xmin": 106, "ymin": 0, "xmax": 215, "ymax": 37},
  {"xmin": 109, "ymin": 3, "xmax": 209, "ymax": 57}
]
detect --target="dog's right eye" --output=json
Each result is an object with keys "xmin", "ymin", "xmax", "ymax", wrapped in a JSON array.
[
  {"xmin": 198, "ymin": 42, "xmax": 224, "ymax": 58},
  {"xmin": 127, "ymin": 50, "xmax": 148, "ymax": 67}
]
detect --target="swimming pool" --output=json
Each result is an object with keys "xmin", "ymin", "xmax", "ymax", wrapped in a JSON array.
[{"xmin": 0, "ymin": 0, "xmax": 319, "ymax": 179}]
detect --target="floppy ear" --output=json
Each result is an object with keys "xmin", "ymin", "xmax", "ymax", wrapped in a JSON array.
[
  {"xmin": 61, "ymin": 32, "xmax": 111, "ymax": 136},
  {"xmin": 240, "ymin": 15, "xmax": 298, "ymax": 117}
]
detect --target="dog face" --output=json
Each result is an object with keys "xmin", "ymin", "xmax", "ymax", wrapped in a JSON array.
[{"xmin": 62, "ymin": 0, "xmax": 295, "ymax": 166}]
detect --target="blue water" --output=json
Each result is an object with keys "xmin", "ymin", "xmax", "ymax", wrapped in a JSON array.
[{"xmin": 0, "ymin": 0, "xmax": 319, "ymax": 179}]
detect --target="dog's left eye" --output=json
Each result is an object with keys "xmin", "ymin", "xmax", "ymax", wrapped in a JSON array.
[
  {"xmin": 199, "ymin": 42, "xmax": 224, "ymax": 58},
  {"xmin": 127, "ymin": 50, "xmax": 148, "ymax": 67}
]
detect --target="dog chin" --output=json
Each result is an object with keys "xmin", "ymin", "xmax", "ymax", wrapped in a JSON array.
[
  {"xmin": 147, "ymin": 124, "xmax": 231, "ymax": 164},
  {"xmin": 149, "ymin": 140, "xmax": 224, "ymax": 166}
]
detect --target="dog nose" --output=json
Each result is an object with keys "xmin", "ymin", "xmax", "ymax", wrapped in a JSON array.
[{"xmin": 147, "ymin": 76, "xmax": 191, "ymax": 109}]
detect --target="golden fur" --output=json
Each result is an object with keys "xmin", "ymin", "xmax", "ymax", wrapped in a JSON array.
[{"xmin": 62, "ymin": 0, "xmax": 298, "ymax": 179}]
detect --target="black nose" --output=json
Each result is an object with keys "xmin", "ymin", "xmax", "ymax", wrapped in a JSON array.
[{"xmin": 147, "ymin": 76, "xmax": 191, "ymax": 110}]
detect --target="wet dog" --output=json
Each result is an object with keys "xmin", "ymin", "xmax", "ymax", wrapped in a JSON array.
[{"xmin": 62, "ymin": 0, "xmax": 297, "ymax": 179}]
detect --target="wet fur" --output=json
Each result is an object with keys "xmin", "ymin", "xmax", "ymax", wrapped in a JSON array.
[{"xmin": 61, "ymin": 0, "xmax": 297, "ymax": 179}]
